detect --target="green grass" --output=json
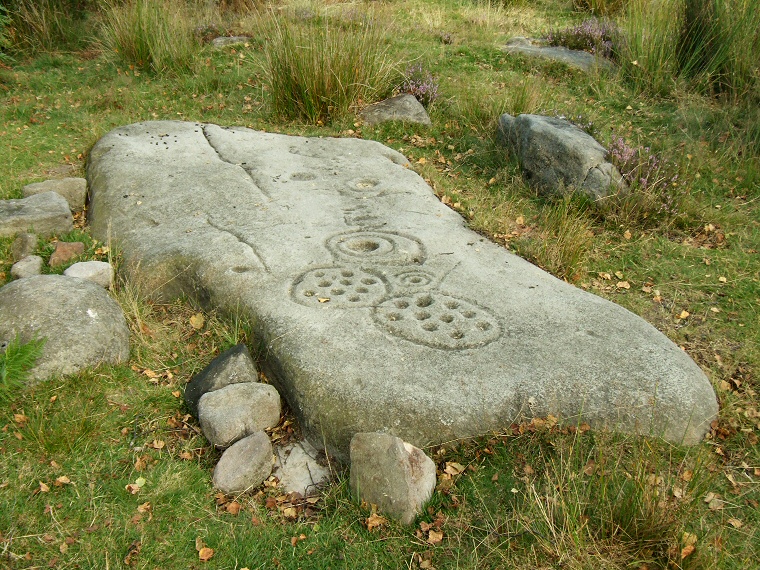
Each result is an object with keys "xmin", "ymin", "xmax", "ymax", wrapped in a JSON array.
[
  {"xmin": 0, "ymin": 0, "xmax": 758, "ymax": 567},
  {"xmin": 0, "ymin": 334, "xmax": 45, "ymax": 403}
]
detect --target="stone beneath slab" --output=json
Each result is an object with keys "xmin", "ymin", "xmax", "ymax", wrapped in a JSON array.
[
  {"xmin": 350, "ymin": 432, "xmax": 436, "ymax": 525},
  {"xmin": 0, "ymin": 192, "xmax": 73, "ymax": 238},
  {"xmin": 87, "ymin": 121, "xmax": 718, "ymax": 460},
  {"xmin": 23, "ymin": 178, "xmax": 87, "ymax": 211},
  {"xmin": 198, "ymin": 382, "xmax": 281, "ymax": 448},
  {"xmin": 272, "ymin": 440, "xmax": 331, "ymax": 496},
  {"xmin": 213, "ymin": 431, "xmax": 273, "ymax": 494},
  {"xmin": 184, "ymin": 343, "xmax": 259, "ymax": 417}
]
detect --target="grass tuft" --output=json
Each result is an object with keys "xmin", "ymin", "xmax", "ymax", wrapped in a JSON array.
[
  {"xmin": 100, "ymin": 0, "xmax": 197, "ymax": 75},
  {"xmin": 259, "ymin": 8, "xmax": 395, "ymax": 124},
  {"xmin": 0, "ymin": 334, "xmax": 45, "ymax": 404},
  {"xmin": 514, "ymin": 197, "xmax": 594, "ymax": 281}
]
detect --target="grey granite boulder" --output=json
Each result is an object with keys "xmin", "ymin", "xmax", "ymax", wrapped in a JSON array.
[
  {"xmin": 198, "ymin": 382, "xmax": 281, "ymax": 448},
  {"xmin": 0, "ymin": 192, "xmax": 73, "ymax": 238},
  {"xmin": 350, "ymin": 432, "xmax": 436, "ymax": 525},
  {"xmin": 11, "ymin": 255, "xmax": 43, "ymax": 280},
  {"xmin": 87, "ymin": 121, "xmax": 717, "ymax": 460},
  {"xmin": 0, "ymin": 275, "xmax": 130, "ymax": 383},
  {"xmin": 360, "ymin": 94, "xmax": 432, "ymax": 126},
  {"xmin": 23, "ymin": 178, "xmax": 87, "ymax": 211},
  {"xmin": 502, "ymin": 37, "xmax": 613, "ymax": 72},
  {"xmin": 64, "ymin": 261, "xmax": 114, "ymax": 288},
  {"xmin": 498, "ymin": 113, "xmax": 626, "ymax": 200},
  {"xmin": 184, "ymin": 343, "xmax": 258, "ymax": 417},
  {"xmin": 12, "ymin": 232, "xmax": 38, "ymax": 262},
  {"xmin": 213, "ymin": 431, "xmax": 273, "ymax": 494}
]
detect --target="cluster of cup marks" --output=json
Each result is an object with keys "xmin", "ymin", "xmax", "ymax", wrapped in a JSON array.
[{"xmin": 290, "ymin": 176, "xmax": 501, "ymax": 349}]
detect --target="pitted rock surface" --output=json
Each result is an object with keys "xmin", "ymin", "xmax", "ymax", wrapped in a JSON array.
[{"xmin": 87, "ymin": 121, "xmax": 718, "ymax": 460}]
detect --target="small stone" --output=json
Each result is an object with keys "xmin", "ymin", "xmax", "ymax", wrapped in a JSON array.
[
  {"xmin": 184, "ymin": 344, "xmax": 258, "ymax": 417},
  {"xmin": 49, "ymin": 241, "xmax": 85, "ymax": 267},
  {"xmin": 360, "ymin": 94, "xmax": 432, "ymax": 126},
  {"xmin": 11, "ymin": 233, "xmax": 38, "ymax": 262},
  {"xmin": 211, "ymin": 36, "xmax": 250, "ymax": 48},
  {"xmin": 213, "ymin": 431, "xmax": 272, "ymax": 494},
  {"xmin": 11, "ymin": 255, "xmax": 43, "ymax": 280},
  {"xmin": 272, "ymin": 440, "xmax": 331, "ymax": 496},
  {"xmin": 23, "ymin": 178, "xmax": 87, "ymax": 211},
  {"xmin": 198, "ymin": 382, "xmax": 281, "ymax": 448},
  {"xmin": 63, "ymin": 261, "xmax": 114, "ymax": 288},
  {"xmin": 0, "ymin": 192, "xmax": 73, "ymax": 238},
  {"xmin": 349, "ymin": 432, "xmax": 436, "ymax": 525}
]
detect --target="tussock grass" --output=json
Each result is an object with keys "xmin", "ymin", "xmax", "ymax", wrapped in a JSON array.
[
  {"xmin": 100, "ymin": 0, "xmax": 197, "ymax": 75},
  {"xmin": 259, "ymin": 8, "xmax": 396, "ymax": 124},
  {"xmin": 4, "ymin": 0, "xmax": 93, "ymax": 54},
  {"xmin": 514, "ymin": 198, "xmax": 594, "ymax": 281}
]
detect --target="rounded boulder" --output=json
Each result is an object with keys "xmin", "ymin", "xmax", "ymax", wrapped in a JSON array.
[{"xmin": 0, "ymin": 274, "xmax": 130, "ymax": 383}]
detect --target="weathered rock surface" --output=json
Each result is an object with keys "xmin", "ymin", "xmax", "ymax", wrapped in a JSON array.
[
  {"xmin": 198, "ymin": 382, "xmax": 281, "ymax": 448},
  {"xmin": 23, "ymin": 178, "xmax": 87, "ymax": 211},
  {"xmin": 350, "ymin": 432, "xmax": 436, "ymax": 525},
  {"xmin": 11, "ymin": 255, "xmax": 43, "ymax": 280},
  {"xmin": 0, "ymin": 275, "xmax": 130, "ymax": 383},
  {"xmin": 272, "ymin": 440, "xmax": 331, "ymax": 496},
  {"xmin": 184, "ymin": 343, "xmax": 259, "ymax": 417},
  {"xmin": 87, "ymin": 121, "xmax": 718, "ymax": 459},
  {"xmin": 0, "ymin": 192, "xmax": 73, "ymax": 238},
  {"xmin": 498, "ymin": 113, "xmax": 626, "ymax": 199},
  {"xmin": 213, "ymin": 431, "xmax": 273, "ymax": 494},
  {"xmin": 360, "ymin": 94, "xmax": 432, "ymax": 126},
  {"xmin": 12, "ymin": 232, "xmax": 38, "ymax": 262},
  {"xmin": 63, "ymin": 261, "xmax": 114, "ymax": 288},
  {"xmin": 502, "ymin": 37, "xmax": 613, "ymax": 72},
  {"xmin": 49, "ymin": 241, "xmax": 85, "ymax": 267}
]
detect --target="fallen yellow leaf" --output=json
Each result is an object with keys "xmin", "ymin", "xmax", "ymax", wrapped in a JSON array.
[
  {"xmin": 428, "ymin": 529, "xmax": 444, "ymax": 545},
  {"xmin": 366, "ymin": 512, "xmax": 387, "ymax": 531},
  {"xmin": 198, "ymin": 547, "xmax": 214, "ymax": 561},
  {"xmin": 189, "ymin": 313, "xmax": 205, "ymax": 329}
]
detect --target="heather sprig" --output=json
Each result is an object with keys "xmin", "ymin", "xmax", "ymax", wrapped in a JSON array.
[
  {"xmin": 546, "ymin": 18, "xmax": 619, "ymax": 60},
  {"xmin": 400, "ymin": 63, "xmax": 440, "ymax": 108},
  {"xmin": 607, "ymin": 134, "xmax": 682, "ymax": 221}
]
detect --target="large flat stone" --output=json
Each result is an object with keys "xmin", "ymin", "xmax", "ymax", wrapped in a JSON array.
[{"xmin": 87, "ymin": 121, "xmax": 718, "ymax": 460}]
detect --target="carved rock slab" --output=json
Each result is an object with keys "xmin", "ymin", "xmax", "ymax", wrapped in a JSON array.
[{"xmin": 87, "ymin": 121, "xmax": 717, "ymax": 460}]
